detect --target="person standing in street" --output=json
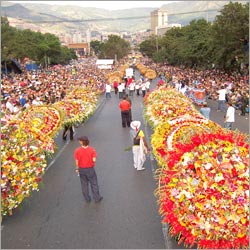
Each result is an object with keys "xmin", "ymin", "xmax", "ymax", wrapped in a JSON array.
[
  {"xmin": 118, "ymin": 83, "xmax": 124, "ymax": 99},
  {"xmin": 224, "ymin": 102, "xmax": 235, "ymax": 130},
  {"xmin": 217, "ymin": 85, "xmax": 227, "ymax": 112},
  {"xmin": 130, "ymin": 120, "xmax": 150, "ymax": 171},
  {"xmin": 113, "ymin": 80, "xmax": 118, "ymax": 95},
  {"xmin": 105, "ymin": 83, "xmax": 112, "ymax": 99},
  {"xmin": 62, "ymin": 124, "xmax": 74, "ymax": 141},
  {"xmin": 119, "ymin": 96, "xmax": 131, "ymax": 127},
  {"xmin": 199, "ymin": 102, "xmax": 211, "ymax": 119},
  {"xmin": 74, "ymin": 136, "xmax": 103, "ymax": 203}
]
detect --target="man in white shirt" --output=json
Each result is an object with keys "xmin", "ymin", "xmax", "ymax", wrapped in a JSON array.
[
  {"xmin": 105, "ymin": 83, "xmax": 112, "ymax": 98},
  {"xmin": 118, "ymin": 83, "xmax": 124, "ymax": 99},
  {"xmin": 217, "ymin": 85, "xmax": 227, "ymax": 112},
  {"xmin": 224, "ymin": 102, "xmax": 235, "ymax": 130}
]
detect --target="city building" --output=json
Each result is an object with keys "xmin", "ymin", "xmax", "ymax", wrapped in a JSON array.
[
  {"xmin": 151, "ymin": 8, "xmax": 181, "ymax": 36},
  {"xmin": 67, "ymin": 43, "xmax": 89, "ymax": 58},
  {"xmin": 151, "ymin": 9, "xmax": 168, "ymax": 35}
]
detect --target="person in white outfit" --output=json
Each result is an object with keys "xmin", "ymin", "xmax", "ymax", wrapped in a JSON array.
[
  {"xmin": 224, "ymin": 102, "xmax": 235, "ymax": 130},
  {"xmin": 129, "ymin": 120, "xmax": 150, "ymax": 171},
  {"xmin": 217, "ymin": 85, "xmax": 227, "ymax": 112},
  {"xmin": 105, "ymin": 83, "xmax": 112, "ymax": 98}
]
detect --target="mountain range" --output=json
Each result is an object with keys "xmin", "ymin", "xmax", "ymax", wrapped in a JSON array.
[{"xmin": 1, "ymin": 1, "xmax": 246, "ymax": 34}]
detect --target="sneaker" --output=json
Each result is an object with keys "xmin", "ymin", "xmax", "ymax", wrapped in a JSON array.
[
  {"xmin": 95, "ymin": 197, "xmax": 103, "ymax": 203},
  {"xmin": 137, "ymin": 168, "xmax": 146, "ymax": 171}
]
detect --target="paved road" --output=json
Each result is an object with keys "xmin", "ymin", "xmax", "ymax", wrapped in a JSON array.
[{"xmin": 1, "ymin": 73, "xmax": 248, "ymax": 249}]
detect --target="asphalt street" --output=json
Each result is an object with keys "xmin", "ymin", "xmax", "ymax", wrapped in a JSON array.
[{"xmin": 1, "ymin": 72, "xmax": 248, "ymax": 249}]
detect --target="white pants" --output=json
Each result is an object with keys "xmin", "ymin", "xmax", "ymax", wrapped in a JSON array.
[{"xmin": 132, "ymin": 145, "xmax": 146, "ymax": 170}]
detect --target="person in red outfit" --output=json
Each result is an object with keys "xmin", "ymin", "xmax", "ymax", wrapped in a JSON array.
[
  {"xmin": 74, "ymin": 136, "xmax": 103, "ymax": 203},
  {"xmin": 113, "ymin": 80, "xmax": 118, "ymax": 95},
  {"xmin": 119, "ymin": 96, "xmax": 131, "ymax": 127}
]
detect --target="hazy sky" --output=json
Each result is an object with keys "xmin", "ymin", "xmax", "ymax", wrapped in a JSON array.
[{"xmin": 9, "ymin": 1, "xmax": 179, "ymax": 10}]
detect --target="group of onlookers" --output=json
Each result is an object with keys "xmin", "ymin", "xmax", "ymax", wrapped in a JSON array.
[
  {"xmin": 1, "ymin": 57, "xmax": 118, "ymax": 117},
  {"xmin": 140, "ymin": 60, "xmax": 249, "ymax": 115}
]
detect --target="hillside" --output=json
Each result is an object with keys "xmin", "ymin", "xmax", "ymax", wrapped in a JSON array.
[{"xmin": 1, "ymin": 1, "xmax": 247, "ymax": 34}]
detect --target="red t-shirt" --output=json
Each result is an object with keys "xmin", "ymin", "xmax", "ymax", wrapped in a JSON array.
[
  {"xmin": 74, "ymin": 146, "xmax": 97, "ymax": 168},
  {"xmin": 113, "ymin": 81, "xmax": 118, "ymax": 88},
  {"xmin": 119, "ymin": 100, "xmax": 131, "ymax": 111}
]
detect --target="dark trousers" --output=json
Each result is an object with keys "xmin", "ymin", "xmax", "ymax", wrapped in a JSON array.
[
  {"xmin": 129, "ymin": 109, "xmax": 132, "ymax": 122},
  {"xmin": 119, "ymin": 92, "xmax": 123, "ymax": 99},
  {"xmin": 241, "ymin": 104, "xmax": 246, "ymax": 115},
  {"xmin": 79, "ymin": 168, "xmax": 101, "ymax": 202},
  {"xmin": 62, "ymin": 125, "xmax": 74, "ymax": 140},
  {"xmin": 121, "ymin": 111, "xmax": 130, "ymax": 127},
  {"xmin": 114, "ymin": 87, "xmax": 118, "ymax": 94}
]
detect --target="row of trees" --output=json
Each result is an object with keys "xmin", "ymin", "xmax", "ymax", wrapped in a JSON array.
[
  {"xmin": 1, "ymin": 17, "xmax": 77, "ymax": 66},
  {"xmin": 1, "ymin": 15, "xmax": 131, "ymax": 67},
  {"xmin": 139, "ymin": 2, "xmax": 249, "ymax": 72}
]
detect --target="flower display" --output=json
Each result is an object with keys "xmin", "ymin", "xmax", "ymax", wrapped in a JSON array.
[
  {"xmin": 1, "ymin": 121, "xmax": 49, "ymax": 216},
  {"xmin": 144, "ymin": 86, "xmax": 197, "ymax": 128},
  {"xmin": 21, "ymin": 106, "xmax": 62, "ymax": 138},
  {"xmin": 144, "ymin": 85, "xmax": 249, "ymax": 249},
  {"xmin": 1, "ymin": 86, "xmax": 100, "ymax": 217},
  {"xmin": 155, "ymin": 131, "xmax": 249, "ymax": 249},
  {"xmin": 55, "ymin": 86, "xmax": 99, "ymax": 126}
]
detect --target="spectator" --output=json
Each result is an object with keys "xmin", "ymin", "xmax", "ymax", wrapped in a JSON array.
[
  {"xmin": 224, "ymin": 102, "xmax": 235, "ymax": 130},
  {"xmin": 199, "ymin": 102, "xmax": 211, "ymax": 119},
  {"xmin": 217, "ymin": 85, "xmax": 227, "ymax": 112}
]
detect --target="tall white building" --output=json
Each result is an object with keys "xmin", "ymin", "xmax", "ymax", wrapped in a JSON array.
[
  {"xmin": 151, "ymin": 9, "xmax": 182, "ymax": 36},
  {"xmin": 151, "ymin": 9, "xmax": 168, "ymax": 35}
]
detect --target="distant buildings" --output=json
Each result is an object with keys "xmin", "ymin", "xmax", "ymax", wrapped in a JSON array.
[{"xmin": 151, "ymin": 8, "xmax": 181, "ymax": 36}]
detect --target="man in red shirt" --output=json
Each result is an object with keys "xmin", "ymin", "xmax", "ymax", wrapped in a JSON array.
[
  {"xmin": 119, "ymin": 96, "xmax": 131, "ymax": 127},
  {"xmin": 113, "ymin": 80, "xmax": 118, "ymax": 95},
  {"xmin": 74, "ymin": 136, "xmax": 103, "ymax": 203}
]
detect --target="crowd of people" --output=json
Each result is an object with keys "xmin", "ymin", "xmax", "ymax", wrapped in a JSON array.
[
  {"xmin": 153, "ymin": 63, "xmax": 249, "ymax": 115},
  {"xmin": 1, "ymin": 56, "xmax": 249, "ymax": 121}
]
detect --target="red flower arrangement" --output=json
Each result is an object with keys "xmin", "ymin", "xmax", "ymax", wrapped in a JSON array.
[{"xmin": 155, "ymin": 130, "xmax": 249, "ymax": 249}]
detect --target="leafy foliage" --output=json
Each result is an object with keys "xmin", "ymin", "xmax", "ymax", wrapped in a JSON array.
[
  {"xmin": 139, "ymin": 2, "xmax": 249, "ymax": 72},
  {"xmin": 1, "ymin": 17, "xmax": 77, "ymax": 65},
  {"xmin": 98, "ymin": 35, "xmax": 130, "ymax": 60}
]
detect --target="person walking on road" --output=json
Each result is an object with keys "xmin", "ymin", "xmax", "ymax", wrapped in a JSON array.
[
  {"xmin": 217, "ymin": 85, "xmax": 227, "ymax": 112},
  {"xmin": 224, "ymin": 102, "xmax": 235, "ymax": 130},
  {"xmin": 119, "ymin": 96, "xmax": 131, "ymax": 127},
  {"xmin": 113, "ymin": 80, "xmax": 118, "ymax": 95},
  {"xmin": 62, "ymin": 124, "xmax": 74, "ymax": 141},
  {"xmin": 130, "ymin": 120, "xmax": 150, "ymax": 171},
  {"xmin": 118, "ymin": 83, "xmax": 124, "ymax": 99},
  {"xmin": 74, "ymin": 136, "xmax": 103, "ymax": 203},
  {"xmin": 105, "ymin": 83, "xmax": 112, "ymax": 99}
]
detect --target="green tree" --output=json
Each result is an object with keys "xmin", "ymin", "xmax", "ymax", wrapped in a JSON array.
[
  {"xmin": 1, "ymin": 17, "xmax": 77, "ymax": 66},
  {"xmin": 211, "ymin": 2, "xmax": 249, "ymax": 71},
  {"xmin": 99, "ymin": 35, "xmax": 130, "ymax": 60},
  {"xmin": 90, "ymin": 40, "xmax": 104, "ymax": 56},
  {"xmin": 139, "ymin": 36, "xmax": 159, "ymax": 58}
]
